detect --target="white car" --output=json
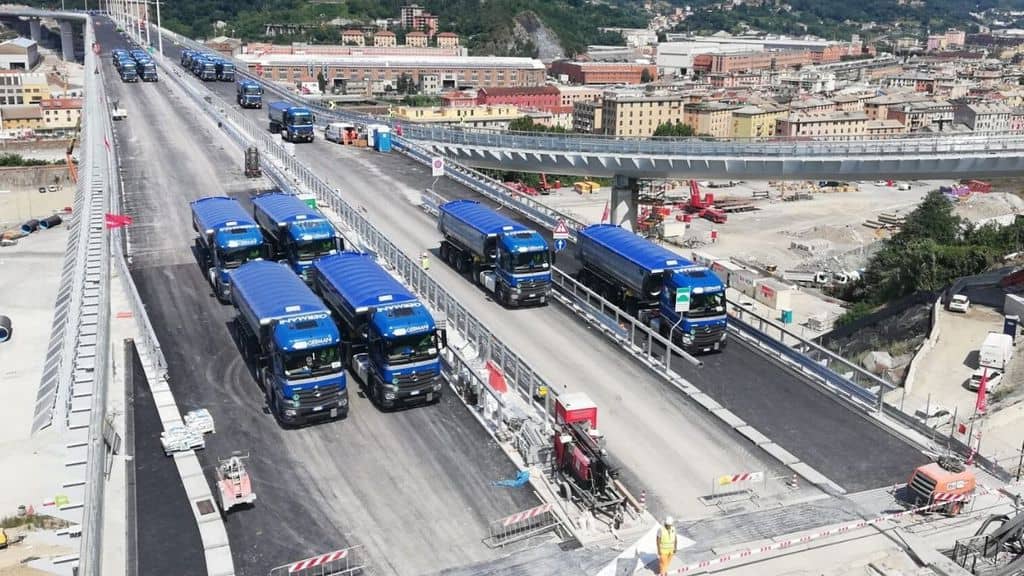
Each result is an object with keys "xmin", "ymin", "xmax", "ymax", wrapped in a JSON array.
[
  {"xmin": 966, "ymin": 368, "xmax": 1003, "ymax": 392},
  {"xmin": 949, "ymin": 294, "xmax": 971, "ymax": 313}
]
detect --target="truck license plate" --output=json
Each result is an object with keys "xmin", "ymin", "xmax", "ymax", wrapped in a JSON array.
[
  {"xmin": 427, "ymin": 393, "xmax": 433, "ymax": 402},
  {"xmin": 330, "ymin": 408, "xmax": 338, "ymax": 418}
]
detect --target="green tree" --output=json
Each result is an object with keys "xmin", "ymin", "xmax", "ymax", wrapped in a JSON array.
[
  {"xmin": 316, "ymin": 70, "xmax": 327, "ymax": 94},
  {"xmin": 653, "ymin": 121, "xmax": 695, "ymax": 137}
]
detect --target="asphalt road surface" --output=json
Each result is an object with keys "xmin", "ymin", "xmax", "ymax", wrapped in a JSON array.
[
  {"xmin": 98, "ymin": 19, "xmax": 543, "ymax": 576},
  {"xmin": 181, "ymin": 57, "xmax": 931, "ymax": 498}
]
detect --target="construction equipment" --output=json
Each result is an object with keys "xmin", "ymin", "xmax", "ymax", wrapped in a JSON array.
[
  {"xmin": 65, "ymin": 115, "xmax": 81, "ymax": 184},
  {"xmin": 538, "ymin": 174, "xmax": 561, "ymax": 194},
  {"xmin": 684, "ymin": 180, "xmax": 727, "ymax": 224},
  {"xmin": 552, "ymin": 393, "xmax": 626, "ymax": 523},
  {"xmin": 215, "ymin": 452, "xmax": 256, "ymax": 513},
  {"xmin": 905, "ymin": 456, "xmax": 976, "ymax": 516},
  {"xmin": 953, "ymin": 508, "xmax": 1024, "ymax": 574},
  {"xmin": 244, "ymin": 146, "xmax": 261, "ymax": 178}
]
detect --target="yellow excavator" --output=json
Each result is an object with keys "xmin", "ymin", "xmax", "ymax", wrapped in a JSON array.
[{"xmin": 0, "ymin": 527, "xmax": 25, "ymax": 549}]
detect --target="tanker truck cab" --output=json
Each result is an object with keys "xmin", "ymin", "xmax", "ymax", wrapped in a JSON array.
[
  {"xmin": 487, "ymin": 228, "xmax": 551, "ymax": 306},
  {"xmin": 252, "ymin": 192, "xmax": 341, "ymax": 282},
  {"xmin": 230, "ymin": 261, "xmax": 348, "ymax": 425},
  {"xmin": 190, "ymin": 196, "xmax": 265, "ymax": 303},
  {"xmin": 313, "ymin": 252, "xmax": 446, "ymax": 409},
  {"xmin": 268, "ymin": 102, "xmax": 315, "ymax": 143},
  {"xmin": 660, "ymin": 265, "xmax": 728, "ymax": 352}
]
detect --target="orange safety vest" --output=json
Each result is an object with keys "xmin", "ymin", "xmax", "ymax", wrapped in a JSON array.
[{"xmin": 658, "ymin": 526, "xmax": 677, "ymax": 555}]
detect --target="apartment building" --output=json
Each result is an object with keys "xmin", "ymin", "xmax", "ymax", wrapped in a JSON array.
[
  {"xmin": 39, "ymin": 97, "xmax": 82, "ymax": 132},
  {"xmin": 392, "ymin": 104, "xmax": 523, "ymax": 129},
  {"xmin": 954, "ymin": 101, "xmax": 1012, "ymax": 132},
  {"xmin": 886, "ymin": 100, "xmax": 955, "ymax": 132},
  {"xmin": 0, "ymin": 103, "xmax": 43, "ymax": 130},
  {"xmin": 373, "ymin": 31, "xmax": 397, "ymax": 48},
  {"xmin": 0, "ymin": 71, "xmax": 48, "ymax": 105},
  {"xmin": 775, "ymin": 110, "xmax": 869, "ymax": 137},
  {"xmin": 683, "ymin": 101, "xmax": 740, "ymax": 138},
  {"xmin": 572, "ymin": 99, "xmax": 604, "ymax": 133},
  {"xmin": 341, "ymin": 30, "xmax": 365, "ymax": 46},
  {"xmin": 476, "ymin": 85, "xmax": 561, "ymax": 112},
  {"xmin": 731, "ymin": 105, "xmax": 786, "ymax": 138},
  {"xmin": 601, "ymin": 92, "xmax": 686, "ymax": 137}
]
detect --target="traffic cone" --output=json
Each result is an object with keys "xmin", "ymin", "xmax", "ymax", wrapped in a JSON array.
[
  {"xmin": 788, "ymin": 473, "xmax": 799, "ymax": 489},
  {"xmin": 639, "ymin": 490, "xmax": 647, "ymax": 510}
]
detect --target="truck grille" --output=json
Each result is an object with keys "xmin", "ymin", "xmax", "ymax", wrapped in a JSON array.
[
  {"xmin": 908, "ymin": 472, "xmax": 937, "ymax": 504},
  {"xmin": 393, "ymin": 370, "xmax": 437, "ymax": 388},
  {"xmin": 293, "ymin": 384, "xmax": 342, "ymax": 406},
  {"xmin": 692, "ymin": 324, "xmax": 726, "ymax": 347},
  {"xmin": 517, "ymin": 279, "xmax": 550, "ymax": 298}
]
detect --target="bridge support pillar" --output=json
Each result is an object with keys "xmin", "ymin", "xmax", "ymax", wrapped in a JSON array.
[
  {"xmin": 59, "ymin": 20, "xmax": 74, "ymax": 61},
  {"xmin": 29, "ymin": 19, "xmax": 41, "ymax": 43},
  {"xmin": 609, "ymin": 174, "xmax": 639, "ymax": 232}
]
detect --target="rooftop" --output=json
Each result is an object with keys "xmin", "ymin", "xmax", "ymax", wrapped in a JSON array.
[
  {"xmin": 39, "ymin": 98, "xmax": 83, "ymax": 111},
  {"xmin": 1, "ymin": 104, "xmax": 42, "ymax": 120},
  {"xmin": 239, "ymin": 53, "xmax": 545, "ymax": 70},
  {"xmin": 4, "ymin": 37, "xmax": 36, "ymax": 49}
]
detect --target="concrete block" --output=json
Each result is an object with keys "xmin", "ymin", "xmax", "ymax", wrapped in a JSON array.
[
  {"xmin": 690, "ymin": 392, "xmax": 722, "ymax": 412},
  {"xmin": 735, "ymin": 425, "xmax": 771, "ymax": 446},
  {"xmin": 759, "ymin": 442, "xmax": 800, "ymax": 465},
  {"xmin": 711, "ymin": 407, "xmax": 745, "ymax": 429},
  {"xmin": 790, "ymin": 462, "xmax": 846, "ymax": 494}
]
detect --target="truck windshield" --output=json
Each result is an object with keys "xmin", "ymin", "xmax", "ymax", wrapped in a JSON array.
[
  {"xmin": 283, "ymin": 345, "xmax": 340, "ymax": 379},
  {"xmin": 290, "ymin": 112, "xmax": 313, "ymax": 125},
  {"xmin": 385, "ymin": 333, "xmax": 437, "ymax": 365},
  {"xmin": 512, "ymin": 251, "xmax": 549, "ymax": 273},
  {"xmin": 220, "ymin": 246, "xmax": 261, "ymax": 269},
  {"xmin": 685, "ymin": 291, "xmax": 726, "ymax": 318},
  {"xmin": 295, "ymin": 239, "xmax": 335, "ymax": 261},
  {"xmin": 244, "ymin": 86, "xmax": 262, "ymax": 95}
]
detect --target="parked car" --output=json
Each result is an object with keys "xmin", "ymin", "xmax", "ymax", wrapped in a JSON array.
[
  {"xmin": 37, "ymin": 186, "xmax": 45, "ymax": 193},
  {"xmin": 966, "ymin": 367, "xmax": 1003, "ymax": 392},
  {"xmin": 949, "ymin": 294, "xmax": 971, "ymax": 313},
  {"xmin": 47, "ymin": 185, "xmax": 58, "ymax": 193}
]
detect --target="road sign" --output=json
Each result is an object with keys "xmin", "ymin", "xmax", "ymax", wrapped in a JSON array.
[
  {"xmin": 553, "ymin": 219, "xmax": 569, "ymax": 240},
  {"xmin": 554, "ymin": 238, "xmax": 567, "ymax": 252},
  {"xmin": 674, "ymin": 286, "xmax": 691, "ymax": 313},
  {"xmin": 431, "ymin": 157, "xmax": 445, "ymax": 177}
]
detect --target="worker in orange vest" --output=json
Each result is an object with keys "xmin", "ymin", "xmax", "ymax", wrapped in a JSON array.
[{"xmin": 656, "ymin": 515, "xmax": 677, "ymax": 576}]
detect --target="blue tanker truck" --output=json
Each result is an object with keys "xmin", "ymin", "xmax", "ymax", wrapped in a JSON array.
[
  {"xmin": 236, "ymin": 79, "xmax": 263, "ymax": 108},
  {"xmin": 190, "ymin": 196, "xmax": 265, "ymax": 302},
  {"xmin": 252, "ymin": 192, "xmax": 341, "ymax": 282},
  {"xmin": 313, "ymin": 252, "xmax": 446, "ymax": 409},
  {"xmin": 230, "ymin": 260, "xmax": 348, "ymax": 425},
  {"xmin": 577, "ymin": 224, "xmax": 728, "ymax": 353},
  {"xmin": 437, "ymin": 199, "xmax": 551, "ymax": 307},
  {"xmin": 268, "ymin": 101, "xmax": 315, "ymax": 143}
]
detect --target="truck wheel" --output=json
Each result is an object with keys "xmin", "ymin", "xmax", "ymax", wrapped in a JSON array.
[
  {"xmin": 439, "ymin": 242, "xmax": 449, "ymax": 261},
  {"xmin": 208, "ymin": 268, "xmax": 217, "ymax": 289},
  {"xmin": 455, "ymin": 255, "xmax": 467, "ymax": 274}
]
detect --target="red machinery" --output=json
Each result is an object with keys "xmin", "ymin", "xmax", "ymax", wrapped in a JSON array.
[
  {"xmin": 553, "ymin": 393, "xmax": 625, "ymax": 522},
  {"xmin": 539, "ymin": 174, "xmax": 561, "ymax": 194},
  {"xmin": 685, "ymin": 180, "xmax": 727, "ymax": 224}
]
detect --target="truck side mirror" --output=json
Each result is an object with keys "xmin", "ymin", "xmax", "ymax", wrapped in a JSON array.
[
  {"xmin": 335, "ymin": 237, "xmax": 344, "ymax": 252},
  {"xmin": 438, "ymin": 329, "xmax": 448, "ymax": 349},
  {"xmin": 550, "ymin": 249, "xmax": 557, "ymax": 266}
]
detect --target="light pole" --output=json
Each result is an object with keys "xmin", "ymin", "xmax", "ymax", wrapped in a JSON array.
[{"xmin": 154, "ymin": 0, "xmax": 162, "ymax": 56}]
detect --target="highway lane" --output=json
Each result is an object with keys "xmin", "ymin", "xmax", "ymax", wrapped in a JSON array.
[
  {"xmin": 98, "ymin": 20, "xmax": 542, "ymax": 576},
  {"xmin": 184, "ymin": 66, "xmax": 931, "ymax": 496},
  {"xmin": 179, "ymin": 72, "xmax": 811, "ymax": 518}
]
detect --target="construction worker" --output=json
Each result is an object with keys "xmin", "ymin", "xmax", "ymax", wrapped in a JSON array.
[
  {"xmin": 656, "ymin": 516, "xmax": 677, "ymax": 576},
  {"xmin": 420, "ymin": 251, "xmax": 430, "ymax": 271}
]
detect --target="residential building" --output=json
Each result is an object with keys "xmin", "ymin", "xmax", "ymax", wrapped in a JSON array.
[
  {"xmin": 418, "ymin": 73, "xmax": 440, "ymax": 95},
  {"xmin": 342, "ymin": 30, "xmax": 365, "ymax": 46},
  {"xmin": 601, "ymin": 92, "xmax": 686, "ymax": 137},
  {"xmin": 1012, "ymin": 107, "xmax": 1024, "ymax": 132},
  {"xmin": 406, "ymin": 31, "xmax": 428, "ymax": 48},
  {"xmin": 242, "ymin": 42, "xmax": 463, "ymax": 58},
  {"xmin": 441, "ymin": 90, "xmax": 478, "ymax": 107},
  {"xmin": 683, "ymin": 101, "xmax": 740, "ymax": 138},
  {"xmin": 778, "ymin": 70, "xmax": 836, "ymax": 94},
  {"xmin": 0, "ymin": 71, "xmax": 48, "ymax": 105},
  {"xmin": 954, "ymin": 101, "xmax": 1012, "ymax": 132},
  {"xmin": 788, "ymin": 97, "xmax": 836, "ymax": 115},
  {"xmin": 437, "ymin": 32, "xmax": 459, "ymax": 49},
  {"xmin": 240, "ymin": 54, "xmax": 547, "ymax": 90},
  {"xmin": 707, "ymin": 72, "xmax": 761, "ymax": 89},
  {"xmin": 0, "ymin": 103, "xmax": 43, "ymax": 130},
  {"xmin": 863, "ymin": 92, "xmax": 930, "ymax": 120},
  {"xmin": 886, "ymin": 100, "xmax": 955, "ymax": 132},
  {"xmin": 391, "ymin": 104, "xmax": 523, "ymax": 129},
  {"xmin": 832, "ymin": 93, "xmax": 872, "ymax": 112},
  {"xmin": 401, "ymin": 4, "xmax": 439, "ymax": 36},
  {"xmin": 572, "ymin": 99, "xmax": 604, "ymax": 133},
  {"xmin": 548, "ymin": 60, "xmax": 658, "ymax": 85},
  {"xmin": 865, "ymin": 119, "xmax": 907, "ymax": 136},
  {"xmin": 775, "ymin": 110, "xmax": 869, "ymax": 137},
  {"xmin": 0, "ymin": 38, "xmax": 39, "ymax": 70},
  {"xmin": 373, "ymin": 31, "xmax": 397, "ymax": 48},
  {"xmin": 401, "ymin": 4, "xmax": 424, "ymax": 29},
  {"xmin": 39, "ymin": 97, "xmax": 82, "ymax": 131},
  {"xmin": 731, "ymin": 105, "xmax": 785, "ymax": 138},
  {"xmin": 698, "ymin": 50, "xmax": 813, "ymax": 74},
  {"xmin": 556, "ymin": 85, "xmax": 602, "ymax": 112},
  {"xmin": 476, "ymin": 85, "xmax": 560, "ymax": 112}
]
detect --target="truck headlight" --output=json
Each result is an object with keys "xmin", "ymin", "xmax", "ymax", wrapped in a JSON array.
[
  {"xmin": 433, "ymin": 382, "xmax": 442, "ymax": 391},
  {"xmin": 338, "ymin": 397, "xmax": 348, "ymax": 407},
  {"xmin": 384, "ymin": 392, "xmax": 397, "ymax": 401},
  {"xmin": 683, "ymin": 334, "xmax": 694, "ymax": 344},
  {"xmin": 284, "ymin": 409, "xmax": 297, "ymax": 417}
]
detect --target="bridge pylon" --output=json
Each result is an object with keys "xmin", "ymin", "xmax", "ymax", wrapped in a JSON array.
[{"xmin": 610, "ymin": 175, "xmax": 639, "ymax": 232}]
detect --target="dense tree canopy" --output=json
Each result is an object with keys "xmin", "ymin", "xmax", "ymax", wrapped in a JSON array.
[{"xmin": 653, "ymin": 121, "xmax": 696, "ymax": 137}]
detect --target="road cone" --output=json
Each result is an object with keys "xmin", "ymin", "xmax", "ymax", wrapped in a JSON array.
[
  {"xmin": 640, "ymin": 490, "xmax": 647, "ymax": 510},
  {"xmin": 788, "ymin": 473, "xmax": 799, "ymax": 489}
]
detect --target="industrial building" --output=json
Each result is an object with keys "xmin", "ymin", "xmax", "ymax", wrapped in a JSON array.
[{"xmin": 0, "ymin": 37, "xmax": 39, "ymax": 70}]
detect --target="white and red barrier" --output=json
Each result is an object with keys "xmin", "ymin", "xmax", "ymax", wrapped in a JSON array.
[
  {"xmin": 932, "ymin": 491, "xmax": 974, "ymax": 503},
  {"xmin": 671, "ymin": 486, "xmax": 994, "ymax": 574},
  {"xmin": 717, "ymin": 471, "xmax": 764, "ymax": 486},
  {"xmin": 501, "ymin": 503, "xmax": 553, "ymax": 527},
  {"xmin": 288, "ymin": 549, "xmax": 349, "ymax": 573}
]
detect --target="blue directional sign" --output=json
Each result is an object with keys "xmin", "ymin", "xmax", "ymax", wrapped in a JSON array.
[{"xmin": 555, "ymin": 238, "xmax": 567, "ymax": 252}]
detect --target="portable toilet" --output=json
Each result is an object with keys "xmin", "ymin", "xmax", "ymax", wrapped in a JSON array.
[
  {"xmin": 374, "ymin": 126, "xmax": 392, "ymax": 152},
  {"xmin": 365, "ymin": 124, "xmax": 378, "ymax": 148},
  {"xmin": 1005, "ymin": 314, "xmax": 1019, "ymax": 342}
]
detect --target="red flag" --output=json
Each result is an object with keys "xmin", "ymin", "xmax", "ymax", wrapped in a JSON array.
[
  {"xmin": 600, "ymin": 200, "xmax": 610, "ymax": 224},
  {"xmin": 975, "ymin": 368, "xmax": 988, "ymax": 414},
  {"xmin": 485, "ymin": 360, "xmax": 507, "ymax": 394},
  {"xmin": 105, "ymin": 213, "xmax": 133, "ymax": 229}
]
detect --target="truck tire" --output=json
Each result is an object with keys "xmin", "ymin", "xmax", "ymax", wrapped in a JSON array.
[
  {"xmin": 208, "ymin": 267, "xmax": 217, "ymax": 290},
  {"xmin": 439, "ymin": 242, "xmax": 449, "ymax": 261},
  {"xmin": 455, "ymin": 254, "xmax": 467, "ymax": 274}
]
